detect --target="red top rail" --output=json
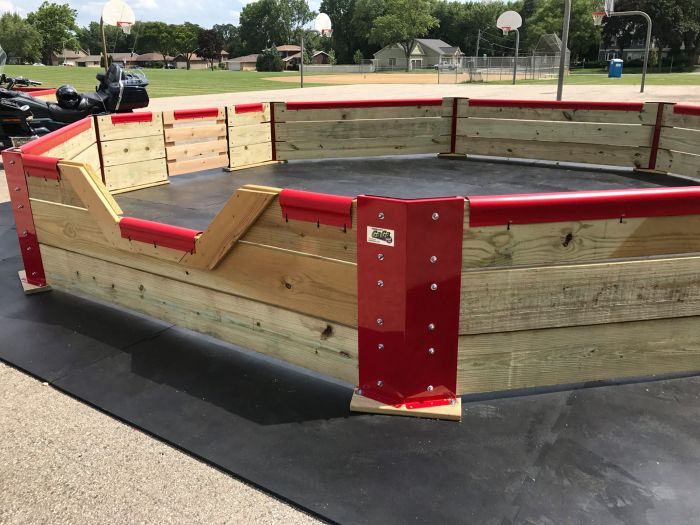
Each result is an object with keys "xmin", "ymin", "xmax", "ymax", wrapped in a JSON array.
[
  {"xmin": 673, "ymin": 104, "xmax": 700, "ymax": 117},
  {"xmin": 19, "ymin": 117, "xmax": 92, "ymax": 156},
  {"xmin": 111, "ymin": 112, "xmax": 154, "ymax": 124},
  {"xmin": 279, "ymin": 189, "xmax": 353, "ymax": 228},
  {"xmin": 468, "ymin": 187, "xmax": 700, "ymax": 227},
  {"xmin": 285, "ymin": 99, "xmax": 444, "ymax": 110},
  {"xmin": 468, "ymin": 99, "xmax": 644, "ymax": 112},
  {"xmin": 119, "ymin": 217, "xmax": 201, "ymax": 253},
  {"xmin": 235, "ymin": 103, "xmax": 264, "ymax": 114},
  {"xmin": 173, "ymin": 108, "xmax": 220, "ymax": 120}
]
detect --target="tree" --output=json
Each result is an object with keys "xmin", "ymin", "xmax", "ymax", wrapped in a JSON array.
[
  {"xmin": 353, "ymin": 48, "xmax": 363, "ymax": 64},
  {"xmin": 174, "ymin": 23, "xmax": 201, "ymax": 69},
  {"xmin": 26, "ymin": 2, "xmax": 79, "ymax": 64},
  {"xmin": 256, "ymin": 45, "xmax": 284, "ymax": 71},
  {"xmin": 321, "ymin": 0, "xmax": 357, "ymax": 63},
  {"xmin": 367, "ymin": 0, "xmax": 439, "ymax": 71},
  {"xmin": 0, "ymin": 13, "xmax": 43, "ymax": 63},
  {"xmin": 198, "ymin": 28, "xmax": 224, "ymax": 70},
  {"xmin": 351, "ymin": 0, "xmax": 388, "ymax": 58},
  {"xmin": 139, "ymin": 22, "xmax": 179, "ymax": 64},
  {"xmin": 76, "ymin": 21, "xmax": 123, "ymax": 55},
  {"xmin": 328, "ymin": 49, "xmax": 337, "ymax": 64},
  {"xmin": 240, "ymin": 0, "xmax": 314, "ymax": 54},
  {"xmin": 213, "ymin": 23, "xmax": 244, "ymax": 57}
]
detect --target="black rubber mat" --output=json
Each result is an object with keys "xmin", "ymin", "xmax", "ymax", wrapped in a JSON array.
[{"xmin": 2, "ymin": 199, "xmax": 700, "ymax": 524}]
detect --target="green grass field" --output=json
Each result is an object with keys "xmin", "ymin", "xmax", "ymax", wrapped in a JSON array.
[
  {"xmin": 2, "ymin": 65, "xmax": 325, "ymax": 97},
  {"xmin": 491, "ymin": 71, "xmax": 700, "ymax": 85}
]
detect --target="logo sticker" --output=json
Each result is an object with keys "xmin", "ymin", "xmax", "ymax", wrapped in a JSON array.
[{"xmin": 366, "ymin": 226, "xmax": 395, "ymax": 247}]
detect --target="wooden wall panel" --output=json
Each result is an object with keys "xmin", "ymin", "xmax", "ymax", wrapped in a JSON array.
[
  {"xmin": 164, "ymin": 108, "xmax": 229, "ymax": 176},
  {"xmin": 227, "ymin": 103, "xmax": 273, "ymax": 170}
]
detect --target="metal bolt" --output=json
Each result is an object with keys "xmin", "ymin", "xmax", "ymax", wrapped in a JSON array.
[
  {"xmin": 430, "ymin": 255, "xmax": 438, "ymax": 263},
  {"xmin": 428, "ymin": 323, "xmax": 435, "ymax": 331},
  {"xmin": 26, "ymin": 246, "xmax": 32, "ymax": 252},
  {"xmin": 14, "ymin": 187, "xmax": 20, "ymax": 192},
  {"xmin": 377, "ymin": 380, "xmax": 384, "ymax": 387},
  {"xmin": 430, "ymin": 283, "xmax": 438, "ymax": 291},
  {"xmin": 377, "ymin": 280, "xmax": 384, "ymax": 287},
  {"xmin": 377, "ymin": 343, "xmax": 384, "ymax": 351},
  {"xmin": 21, "ymin": 230, "xmax": 27, "ymax": 236},
  {"xmin": 376, "ymin": 318, "xmax": 384, "ymax": 326},
  {"xmin": 427, "ymin": 385, "xmax": 434, "ymax": 392},
  {"xmin": 31, "ymin": 272, "xmax": 38, "ymax": 277},
  {"xmin": 9, "ymin": 160, "xmax": 15, "ymax": 165},
  {"xmin": 377, "ymin": 253, "xmax": 384, "ymax": 261},
  {"xmin": 357, "ymin": 388, "xmax": 363, "ymax": 396},
  {"xmin": 428, "ymin": 347, "xmax": 435, "ymax": 355},
  {"xmin": 432, "ymin": 212, "xmax": 440, "ymax": 221},
  {"xmin": 17, "ymin": 204, "xmax": 23, "ymax": 209},
  {"xmin": 449, "ymin": 398, "xmax": 457, "ymax": 406},
  {"xmin": 378, "ymin": 212, "xmax": 385, "ymax": 220}
]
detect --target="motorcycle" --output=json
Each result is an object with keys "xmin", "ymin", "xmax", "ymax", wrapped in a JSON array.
[{"xmin": 0, "ymin": 45, "xmax": 149, "ymax": 150}]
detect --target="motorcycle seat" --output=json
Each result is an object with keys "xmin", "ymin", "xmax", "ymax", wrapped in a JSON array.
[{"xmin": 48, "ymin": 103, "xmax": 93, "ymax": 123}]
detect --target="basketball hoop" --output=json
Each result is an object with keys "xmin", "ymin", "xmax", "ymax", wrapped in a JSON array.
[
  {"xmin": 500, "ymin": 26, "xmax": 511, "ymax": 36},
  {"xmin": 496, "ymin": 11, "xmax": 521, "ymax": 36},
  {"xmin": 116, "ymin": 21, "xmax": 133, "ymax": 34},
  {"xmin": 320, "ymin": 28, "xmax": 333, "ymax": 38},
  {"xmin": 592, "ymin": 11, "xmax": 605, "ymax": 26}
]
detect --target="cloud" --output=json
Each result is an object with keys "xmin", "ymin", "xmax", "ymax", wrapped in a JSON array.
[
  {"xmin": 0, "ymin": 0, "xmax": 24, "ymax": 15},
  {"xmin": 134, "ymin": 0, "xmax": 158, "ymax": 9}
]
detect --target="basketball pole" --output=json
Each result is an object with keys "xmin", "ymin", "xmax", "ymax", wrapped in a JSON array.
[
  {"xmin": 607, "ymin": 11, "xmax": 652, "ymax": 93},
  {"xmin": 100, "ymin": 17, "xmax": 109, "ymax": 73},
  {"xmin": 512, "ymin": 29, "xmax": 520, "ymax": 85},
  {"xmin": 556, "ymin": 0, "xmax": 571, "ymax": 101}
]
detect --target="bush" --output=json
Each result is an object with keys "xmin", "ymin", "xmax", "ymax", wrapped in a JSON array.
[{"xmin": 256, "ymin": 46, "xmax": 284, "ymax": 72}]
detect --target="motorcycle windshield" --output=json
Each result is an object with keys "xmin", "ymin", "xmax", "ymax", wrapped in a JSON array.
[
  {"xmin": 0, "ymin": 45, "xmax": 6, "ymax": 76},
  {"xmin": 123, "ymin": 67, "xmax": 148, "ymax": 86}
]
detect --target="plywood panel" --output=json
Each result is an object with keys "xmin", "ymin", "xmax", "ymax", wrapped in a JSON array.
[
  {"xmin": 27, "ymin": 177, "xmax": 85, "ymax": 208},
  {"xmin": 228, "ymin": 105, "xmax": 271, "ymax": 126},
  {"xmin": 71, "ymin": 143, "xmax": 102, "ymax": 171},
  {"xmin": 455, "ymin": 136, "xmax": 649, "ymax": 168},
  {"xmin": 229, "ymin": 123, "xmax": 272, "ymax": 146},
  {"xmin": 662, "ymin": 110, "xmax": 700, "ymax": 131},
  {"xmin": 43, "ymin": 129, "xmax": 96, "ymax": 160},
  {"xmin": 41, "ymin": 245, "xmax": 359, "ymax": 384},
  {"xmin": 457, "ymin": 316, "xmax": 700, "ymax": 394},
  {"xmin": 460, "ymin": 256, "xmax": 700, "ymax": 335}
]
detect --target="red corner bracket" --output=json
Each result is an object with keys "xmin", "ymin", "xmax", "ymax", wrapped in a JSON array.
[
  {"xmin": 279, "ymin": 189, "xmax": 353, "ymax": 229},
  {"xmin": 1, "ymin": 149, "xmax": 47, "ymax": 287},
  {"xmin": 356, "ymin": 195, "xmax": 465, "ymax": 410}
]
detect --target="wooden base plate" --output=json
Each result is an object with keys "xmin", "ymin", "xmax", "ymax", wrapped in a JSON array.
[
  {"xmin": 350, "ymin": 393, "xmax": 462, "ymax": 421},
  {"xmin": 437, "ymin": 153, "xmax": 468, "ymax": 160},
  {"xmin": 110, "ymin": 179, "xmax": 170, "ymax": 195},
  {"xmin": 18, "ymin": 270, "xmax": 51, "ymax": 295},
  {"xmin": 225, "ymin": 160, "xmax": 286, "ymax": 172}
]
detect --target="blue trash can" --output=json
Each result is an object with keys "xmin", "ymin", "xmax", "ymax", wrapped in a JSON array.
[{"xmin": 608, "ymin": 58, "xmax": 624, "ymax": 78}]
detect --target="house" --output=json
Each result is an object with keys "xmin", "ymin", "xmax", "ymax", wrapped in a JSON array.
[
  {"xmin": 133, "ymin": 53, "xmax": 173, "ymax": 68},
  {"xmin": 276, "ymin": 45, "xmax": 301, "ymax": 59},
  {"xmin": 50, "ymin": 48, "xmax": 88, "ymax": 66},
  {"xmin": 228, "ymin": 54, "xmax": 259, "ymax": 71},
  {"xmin": 598, "ymin": 36, "xmax": 668, "ymax": 63},
  {"xmin": 174, "ymin": 50, "xmax": 229, "ymax": 69},
  {"xmin": 282, "ymin": 52, "xmax": 302, "ymax": 69},
  {"xmin": 373, "ymin": 38, "xmax": 464, "ymax": 70},
  {"xmin": 311, "ymin": 51, "xmax": 330, "ymax": 64},
  {"xmin": 75, "ymin": 52, "xmax": 135, "ymax": 67}
]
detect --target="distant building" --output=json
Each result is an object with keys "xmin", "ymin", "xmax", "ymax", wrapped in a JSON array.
[
  {"xmin": 174, "ymin": 50, "xmax": 229, "ymax": 69},
  {"xmin": 75, "ymin": 52, "xmax": 135, "ymax": 67},
  {"xmin": 50, "ymin": 48, "xmax": 88, "ymax": 66},
  {"xmin": 133, "ymin": 53, "xmax": 173, "ymax": 67},
  {"xmin": 598, "ymin": 36, "xmax": 668, "ymax": 62},
  {"xmin": 228, "ymin": 54, "xmax": 259, "ymax": 71},
  {"xmin": 373, "ymin": 39, "xmax": 464, "ymax": 70}
]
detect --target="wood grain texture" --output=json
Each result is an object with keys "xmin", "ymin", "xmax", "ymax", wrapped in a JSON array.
[
  {"xmin": 661, "ymin": 108, "xmax": 700, "ymax": 130},
  {"xmin": 164, "ymin": 123, "xmax": 227, "ymax": 143},
  {"xmin": 228, "ymin": 123, "xmax": 271, "ymax": 146},
  {"xmin": 167, "ymin": 155, "xmax": 228, "ymax": 176},
  {"xmin": 103, "ymin": 158, "xmax": 168, "ymax": 191},
  {"xmin": 27, "ymin": 176, "xmax": 85, "ymax": 208},
  {"xmin": 229, "ymin": 143, "xmax": 272, "ymax": 168},
  {"xmin": 166, "ymin": 139, "xmax": 228, "ymax": 162},
  {"xmin": 460, "ymin": 255, "xmax": 700, "ymax": 335},
  {"xmin": 457, "ymin": 118, "xmax": 651, "ymax": 148},
  {"xmin": 227, "ymin": 104, "xmax": 271, "ymax": 126},
  {"xmin": 96, "ymin": 113, "xmax": 164, "ymax": 141},
  {"xmin": 100, "ymin": 135, "xmax": 166, "ymax": 166},
  {"xmin": 457, "ymin": 316, "xmax": 700, "ymax": 394},
  {"xmin": 276, "ymin": 104, "xmax": 451, "ymax": 122},
  {"xmin": 462, "ymin": 210, "xmax": 700, "ymax": 269},
  {"xmin": 455, "ymin": 136, "xmax": 649, "ymax": 167},
  {"xmin": 659, "ymin": 126, "xmax": 700, "ymax": 156},
  {"xmin": 41, "ymin": 245, "xmax": 359, "ymax": 384},
  {"xmin": 276, "ymin": 118, "xmax": 450, "ymax": 142},
  {"xmin": 276, "ymin": 138, "xmax": 447, "ymax": 161},
  {"xmin": 655, "ymin": 149, "xmax": 700, "ymax": 179}
]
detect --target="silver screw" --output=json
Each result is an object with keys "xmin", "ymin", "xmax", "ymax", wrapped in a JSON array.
[
  {"xmin": 378, "ymin": 212, "xmax": 385, "ymax": 220},
  {"xmin": 14, "ymin": 187, "xmax": 20, "ymax": 192},
  {"xmin": 428, "ymin": 323, "xmax": 435, "ymax": 331},
  {"xmin": 427, "ymin": 385, "xmax": 434, "ymax": 392},
  {"xmin": 21, "ymin": 230, "xmax": 27, "ymax": 236},
  {"xmin": 377, "ymin": 343, "xmax": 384, "ymax": 351},
  {"xmin": 428, "ymin": 347, "xmax": 435, "ymax": 355},
  {"xmin": 377, "ymin": 253, "xmax": 384, "ymax": 261},
  {"xmin": 430, "ymin": 255, "xmax": 437, "ymax": 263},
  {"xmin": 430, "ymin": 283, "xmax": 438, "ymax": 291},
  {"xmin": 357, "ymin": 388, "xmax": 363, "ymax": 396},
  {"xmin": 17, "ymin": 204, "xmax": 23, "ymax": 209},
  {"xmin": 449, "ymin": 398, "xmax": 457, "ymax": 406},
  {"xmin": 377, "ymin": 280, "xmax": 384, "ymax": 287},
  {"xmin": 26, "ymin": 246, "xmax": 32, "ymax": 252},
  {"xmin": 9, "ymin": 160, "xmax": 15, "ymax": 165},
  {"xmin": 377, "ymin": 380, "xmax": 383, "ymax": 387},
  {"xmin": 31, "ymin": 272, "xmax": 38, "ymax": 277},
  {"xmin": 376, "ymin": 318, "xmax": 384, "ymax": 326},
  {"xmin": 432, "ymin": 212, "xmax": 440, "ymax": 220}
]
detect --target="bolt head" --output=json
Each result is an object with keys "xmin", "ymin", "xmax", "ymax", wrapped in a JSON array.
[
  {"xmin": 428, "ymin": 323, "xmax": 435, "ymax": 331},
  {"xmin": 449, "ymin": 398, "xmax": 457, "ymax": 406},
  {"xmin": 26, "ymin": 246, "xmax": 32, "ymax": 252},
  {"xmin": 378, "ymin": 212, "xmax": 385, "ymax": 220},
  {"xmin": 427, "ymin": 385, "xmax": 434, "ymax": 392},
  {"xmin": 377, "ymin": 380, "xmax": 383, "ymax": 387},
  {"xmin": 31, "ymin": 272, "xmax": 38, "ymax": 277},
  {"xmin": 377, "ymin": 343, "xmax": 384, "ymax": 351},
  {"xmin": 377, "ymin": 280, "xmax": 384, "ymax": 287},
  {"xmin": 432, "ymin": 212, "xmax": 440, "ymax": 221},
  {"xmin": 9, "ymin": 160, "xmax": 15, "ymax": 165},
  {"xmin": 376, "ymin": 318, "xmax": 384, "ymax": 326},
  {"xmin": 428, "ymin": 347, "xmax": 435, "ymax": 355},
  {"xmin": 377, "ymin": 253, "xmax": 385, "ymax": 261},
  {"xmin": 430, "ymin": 255, "xmax": 437, "ymax": 263},
  {"xmin": 430, "ymin": 283, "xmax": 438, "ymax": 291},
  {"xmin": 14, "ymin": 187, "xmax": 20, "ymax": 192},
  {"xmin": 356, "ymin": 388, "xmax": 364, "ymax": 396}
]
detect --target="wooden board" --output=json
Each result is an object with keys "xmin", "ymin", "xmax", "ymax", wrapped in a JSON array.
[
  {"xmin": 100, "ymin": 135, "xmax": 167, "ymax": 166},
  {"xmin": 227, "ymin": 104, "xmax": 271, "ymax": 127},
  {"xmin": 104, "ymin": 158, "xmax": 168, "ymax": 192},
  {"xmin": 458, "ymin": 102, "xmax": 656, "ymax": 125},
  {"xmin": 229, "ymin": 143, "xmax": 273, "ymax": 168},
  {"xmin": 96, "ymin": 113, "xmax": 164, "ymax": 141},
  {"xmin": 455, "ymin": 137, "xmax": 649, "ymax": 168},
  {"xmin": 18, "ymin": 270, "xmax": 51, "ymax": 295},
  {"xmin": 166, "ymin": 139, "xmax": 228, "ymax": 162},
  {"xmin": 456, "ymin": 118, "xmax": 651, "ymax": 148},
  {"xmin": 164, "ymin": 123, "xmax": 227, "ymax": 143},
  {"xmin": 71, "ymin": 143, "xmax": 102, "ymax": 171},
  {"xmin": 350, "ymin": 393, "xmax": 461, "ymax": 421},
  {"xmin": 460, "ymin": 255, "xmax": 700, "ymax": 335},
  {"xmin": 276, "ymin": 138, "xmax": 448, "ymax": 161},
  {"xmin": 276, "ymin": 104, "xmax": 452, "ymax": 122},
  {"xmin": 27, "ymin": 177, "xmax": 85, "ymax": 208},
  {"xmin": 457, "ymin": 316, "xmax": 700, "ymax": 394},
  {"xmin": 43, "ymin": 128, "xmax": 96, "ymax": 160},
  {"xmin": 655, "ymin": 149, "xmax": 700, "ymax": 179},
  {"xmin": 462, "ymin": 210, "xmax": 700, "ymax": 269},
  {"xmin": 167, "ymin": 155, "xmax": 228, "ymax": 177},
  {"xmin": 658, "ymin": 126, "xmax": 700, "ymax": 156},
  {"xmin": 276, "ymin": 118, "xmax": 450, "ymax": 142},
  {"xmin": 41, "ymin": 245, "xmax": 359, "ymax": 384},
  {"xmin": 661, "ymin": 109, "xmax": 700, "ymax": 131},
  {"xmin": 228, "ymin": 124, "xmax": 271, "ymax": 146}
]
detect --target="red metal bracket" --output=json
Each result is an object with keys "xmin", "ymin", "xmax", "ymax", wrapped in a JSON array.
[
  {"xmin": 468, "ymin": 99, "xmax": 644, "ymax": 112},
  {"xmin": 21, "ymin": 154, "xmax": 61, "ymax": 180},
  {"xmin": 19, "ymin": 117, "xmax": 92, "ymax": 155},
  {"xmin": 357, "ymin": 195, "xmax": 465, "ymax": 409},
  {"xmin": 468, "ymin": 187, "xmax": 700, "ymax": 227},
  {"xmin": 111, "ymin": 112, "xmax": 153, "ymax": 124},
  {"xmin": 235, "ymin": 103, "xmax": 264, "ymax": 114},
  {"xmin": 673, "ymin": 104, "xmax": 700, "ymax": 117},
  {"xmin": 285, "ymin": 99, "xmax": 444, "ymax": 110},
  {"xmin": 279, "ymin": 189, "xmax": 353, "ymax": 228},
  {"xmin": 450, "ymin": 98, "xmax": 459, "ymax": 154},
  {"xmin": 1, "ymin": 149, "xmax": 47, "ymax": 286},
  {"xmin": 270, "ymin": 102, "xmax": 277, "ymax": 161},
  {"xmin": 648, "ymin": 102, "xmax": 666, "ymax": 170},
  {"xmin": 119, "ymin": 217, "xmax": 201, "ymax": 253},
  {"xmin": 173, "ymin": 108, "xmax": 220, "ymax": 120}
]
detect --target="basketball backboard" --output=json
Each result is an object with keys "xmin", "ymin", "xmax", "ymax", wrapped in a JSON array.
[
  {"xmin": 102, "ymin": 0, "xmax": 135, "ymax": 32},
  {"xmin": 605, "ymin": 0, "xmax": 615, "ymax": 15},
  {"xmin": 497, "ymin": 11, "xmax": 522, "ymax": 35},
  {"xmin": 314, "ymin": 13, "xmax": 332, "ymax": 36}
]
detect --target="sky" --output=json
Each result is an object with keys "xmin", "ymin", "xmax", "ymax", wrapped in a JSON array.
[{"xmin": 0, "ymin": 0, "xmax": 325, "ymax": 27}]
